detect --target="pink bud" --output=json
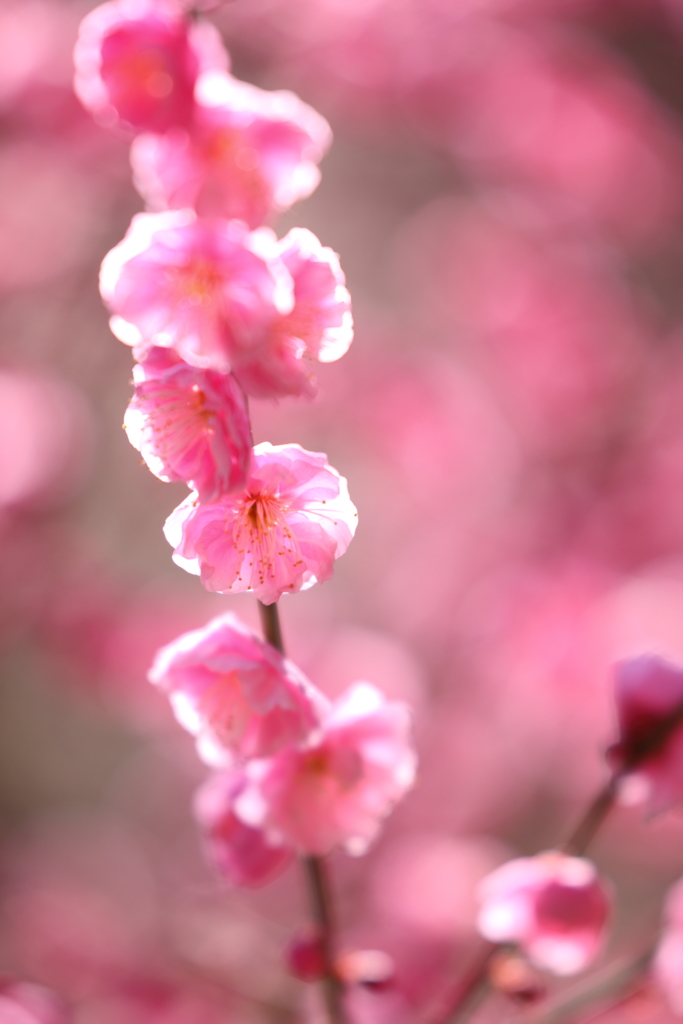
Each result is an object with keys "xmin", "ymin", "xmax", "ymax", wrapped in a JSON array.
[
  {"xmin": 336, "ymin": 950, "xmax": 395, "ymax": 991},
  {"xmin": 285, "ymin": 930, "xmax": 326, "ymax": 982},
  {"xmin": 608, "ymin": 654, "xmax": 683, "ymax": 813},
  {"xmin": 477, "ymin": 852, "xmax": 610, "ymax": 976}
]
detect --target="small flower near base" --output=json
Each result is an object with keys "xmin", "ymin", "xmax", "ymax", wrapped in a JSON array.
[{"xmin": 477, "ymin": 852, "xmax": 610, "ymax": 976}]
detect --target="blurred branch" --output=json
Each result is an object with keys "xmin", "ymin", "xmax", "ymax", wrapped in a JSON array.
[
  {"xmin": 562, "ymin": 776, "xmax": 620, "ymax": 857},
  {"xmin": 515, "ymin": 944, "xmax": 655, "ymax": 1024}
]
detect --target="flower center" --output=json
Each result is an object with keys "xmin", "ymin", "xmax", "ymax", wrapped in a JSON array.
[{"xmin": 181, "ymin": 258, "xmax": 222, "ymax": 305}]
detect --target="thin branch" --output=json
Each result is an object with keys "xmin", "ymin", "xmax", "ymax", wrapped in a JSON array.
[
  {"xmin": 257, "ymin": 600, "xmax": 347, "ymax": 1024},
  {"xmin": 517, "ymin": 944, "xmax": 655, "ymax": 1024},
  {"xmin": 259, "ymin": 599, "xmax": 285, "ymax": 654},
  {"xmin": 426, "ymin": 944, "xmax": 498, "ymax": 1024},
  {"xmin": 303, "ymin": 855, "xmax": 347, "ymax": 1024},
  {"xmin": 562, "ymin": 775, "xmax": 620, "ymax": 857}
]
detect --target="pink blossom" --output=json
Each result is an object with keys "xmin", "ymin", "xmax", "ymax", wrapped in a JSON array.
[
  {"xmin": 231, "ymin": 227, "xmax": 353, "ymax": 398},
  {"xmin": 100, "ymin": 210, "xmax": 292, "ymax": 374},
  {"xmin": 131, "ymin": 70, "xmax": 332, "ymax": 228},
  {"xmin": 100, "ymin": 213, "xmax": 352, "ymax": 396},
  {"xmin": 234, "ymin": 682, "xmax": 417, "ymax": 855},
  {"xmin": 654, "ymin": 875, "xmax": 683, "ymax": 1014},
  {"xmin": 193, "ymin": 769, "xmax": 293, "ymax": 887},
  {"xmin": 164, "ymin": 443, "xmax": 357, "ymax": 605},
  {"xmin": 607, "ymin": 654, "xmax": 683, "ymax": 814},
  {"xmin": 477, "ymin": 852, "xmax": 610, "ymax": 975},
  {"xmin": 124, "ymin": 346, "xmax": 251, "ymax": 502},
  {"xmin": 148, "ymin": 611, "xmax": 327, "ymax": 764},
  {"xmin": 73, "ymin": 0, "xmax": 227, "ymax": 132}
]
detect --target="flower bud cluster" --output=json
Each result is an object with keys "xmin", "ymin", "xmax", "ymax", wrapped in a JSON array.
[{"xmin": 75, "ymin": 0, "xmax": 415, "ymax": 886}]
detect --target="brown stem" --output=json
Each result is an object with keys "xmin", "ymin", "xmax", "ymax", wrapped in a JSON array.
[
  {"xmin": 562, "ymin": 774, "xmax": 620, "ymax": 857},
  {"xmin": 517, "ymin": 943, "xmax": 655, "ymax": 1024},
  {"xmin": 430, "ymin": 690, "xmax": 683, "ymax": 1024},
  {"xmin": 258, "ymin": 600, "xmax": 285, "ymax": 654},
  {"xmin": 257, "ymin": 601, "xmax": 346, "ymax": 1024},
  {"xmin": 303, "ymin": 855, "xmax": 346, "ymax": 1024},
  {"xmin": 433, "ymin": 773, "xmax": 622, "ymax": 1024}
]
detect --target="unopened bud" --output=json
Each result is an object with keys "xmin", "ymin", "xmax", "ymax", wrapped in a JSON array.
[
  {"xmin": 488, "ymin": 951, "xmax": 545, "ymax": 1004},
  {"xmin": 286, "ymin": 930, "xmax": 326, "ymax": 982},
  {"xmin": 336, "ymin": 949, "xmax": 395, "ymax": 991}
]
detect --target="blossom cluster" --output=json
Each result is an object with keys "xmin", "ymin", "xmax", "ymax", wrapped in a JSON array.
[
  {"xmin": 74, "ymin": 0, "xmax": 416, "ymax": 901},
  {"xmin": 151, "ymin": 613, "xmax": 416, "ymax": 881},
  {"xmin": 64, "ymin": 0, "xmax": 683, "ymax": 1019}
]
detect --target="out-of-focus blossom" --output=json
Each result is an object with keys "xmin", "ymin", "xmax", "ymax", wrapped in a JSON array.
[
  {"xmin": 0, "ymin": 982, "xmax": 68, "ymax": 1024},
  {"xmin": 0, "ymin": 142, "xmax": 102, "ymax": 290},
  {"xmin": 0, "ymin": 1, "xmax": 76, "ymax": 110},
  {"xmin": 164, "ymin": 443, "xmax": 357, "ymax": 605},
  {"xmin": 148, "ymin": 611, "xmax": 327, "ymax": 764},
  {"xmin": 131, "ymin": 70, "xmax": 332, "ymax": 228},
  {"xmin": 372, "ymin": 834, "xmax": 509, "ymax": 940},
  {"xmin": 101, "ymin": 213, "xmax": 352, "ymax": 397},
  {"xmin": 73, "ymin": 0, "xmax": 227, "ymax": 132},
  {"xmin": 235, "ymin": 682, "xmax": 416, "ymax": 855},
  {"xmin": 231, "ymin": 227, "xmax": 352, "ymax": 399},
  {"xmin": 444, "ymin": 31, "xmax": 683, "ymax": 242},
  {"xmin": 100, "ymin": 210, "xmax": 292, "ymax": 374},
  {"xmin": 655, "ymin": 875, "xmax": 683, "ymax": 1015},
  {"xmin": 393, "ymin": 197, "xmax": 644, "ymax": 457},
  {"xmin": 193, "ymin": 769, "xmax": 293, "ymax": 887},
  {"xmin": 0, "ymin": 370, "xmax": 92, "ymax": 510},
  {"xmin": 124, "ymin": 347, "xmax": 251, "ymax": 503},
  {"xmin": 608, "ymin": 655, "xmax": 683, "ymax": 814},
  {"xmin": 477, "ymin": 852, "xmax": 610, "ymax": 975}
]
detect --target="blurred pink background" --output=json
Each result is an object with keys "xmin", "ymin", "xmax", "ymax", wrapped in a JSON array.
[{"xmin": 4, "ymin": 0, "xmax": 683, "ymax": 1019}]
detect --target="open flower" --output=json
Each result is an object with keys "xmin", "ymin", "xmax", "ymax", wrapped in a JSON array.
[
  {"xmin": 477, "ymin": 852, "xmax": 610, "ymax": 976},
  {"xmin": 164, "ymin": 443, "xmax": 358, "ymax": 604},
  {"xmin": 100, "ymin": 213, "xmax": 352, "ymax": 397},
  {"xmin": 231, "ymin": 227, "xmax": 353, "ymax": 398},
  {"xmin": 149, "ymin": 611, "xmax": 327, "ymax": 764},
  {"xmin": 194, "ymin": 769, "xmax": 294, "ymax": 888},
  {"xmin": 234, "ymin": 682, "xmax": 417, "ymax": 856},
  {"xmin": 124, "ymin": 346, "xmax": 251, "ymax": 502},
  {"xmin": 74, "ymin": 0, "xmax": 227, "ymax": 132},
  {"xmin": 100, "ymin": 210, "xmax": 292, "ymax": 373},
  {"xmin": 607, "ymin": 654, "xmax": 683, "ymax": 813},
  {"xmin": 131, "ymin": 70, "xmax": 332, "ymax": 228}
]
